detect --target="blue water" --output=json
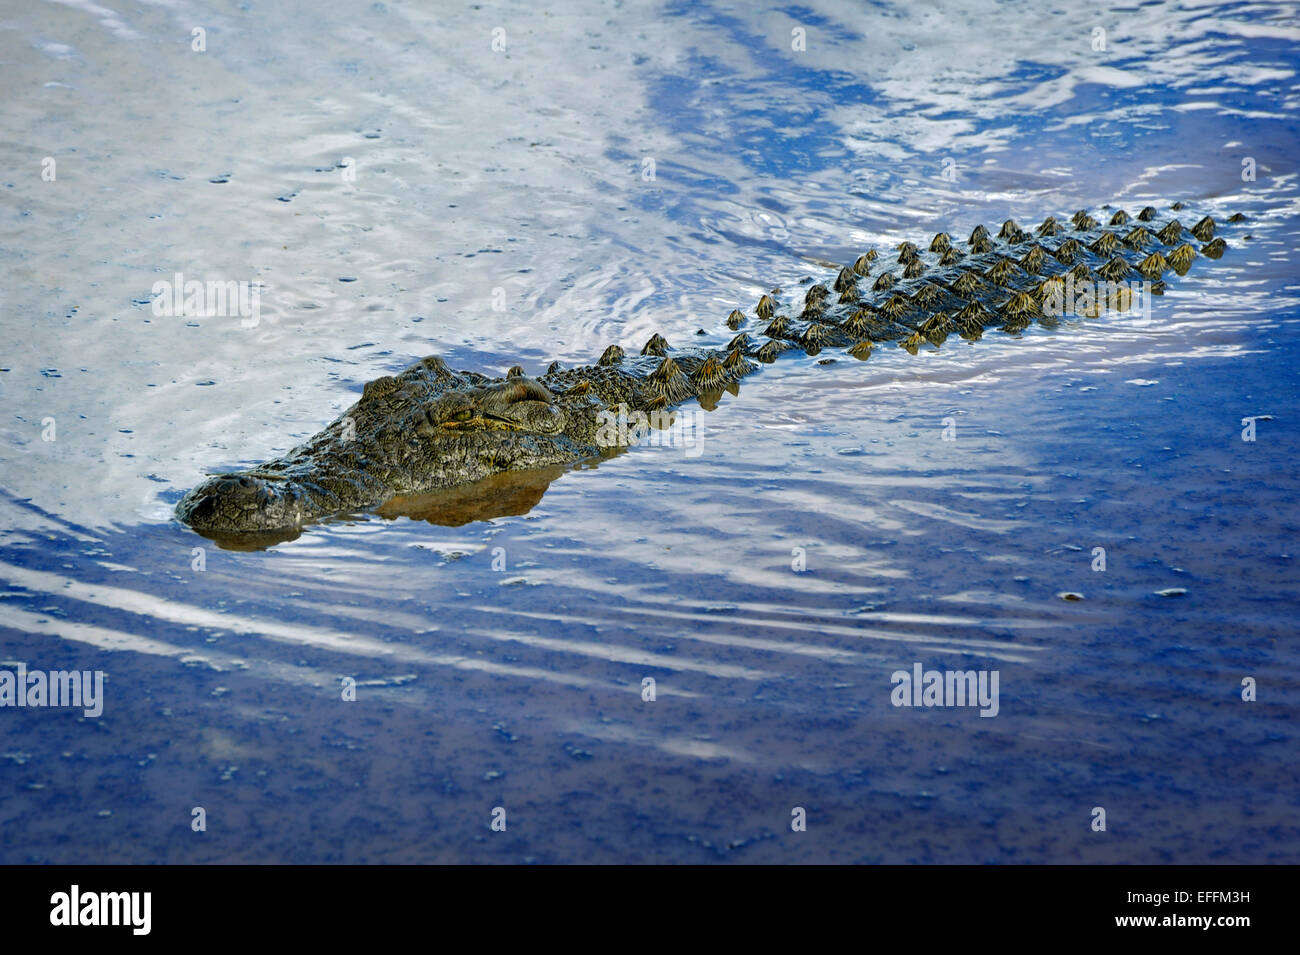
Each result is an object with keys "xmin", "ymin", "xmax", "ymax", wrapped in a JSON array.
[{"xmin": 0, "ymin": 0, "xmax": 1297, "ymax": 862}]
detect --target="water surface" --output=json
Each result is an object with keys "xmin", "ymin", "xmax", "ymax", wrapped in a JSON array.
[{"xmin": 1, "ymin": 0, "xmax": 1298, "ymax": 862}]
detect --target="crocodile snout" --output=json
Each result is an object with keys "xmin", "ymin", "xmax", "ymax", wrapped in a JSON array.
[{"xmin": 176, "ymin": 473, "xmax": 278, "ymax": 528}]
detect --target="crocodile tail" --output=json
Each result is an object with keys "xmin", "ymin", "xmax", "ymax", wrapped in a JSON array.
[{"xmin": 722, "ymin": 205, "xmax": 1241, "ymax": 364}]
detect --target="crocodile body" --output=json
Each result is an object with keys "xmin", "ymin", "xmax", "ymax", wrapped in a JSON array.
[{"xmin": 176, "ymin": 205, "xmax": 1242, "ymax": 537}]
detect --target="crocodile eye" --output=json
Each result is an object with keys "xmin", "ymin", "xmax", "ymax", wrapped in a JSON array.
[{"xmin": 452, "ymin": 410, "xmax": 473, "ymax": 421}]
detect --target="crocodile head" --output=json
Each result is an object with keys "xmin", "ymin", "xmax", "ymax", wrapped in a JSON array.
[{"xmin": 177, "ymin": 375, "xmax": 602, "ymax": 536}]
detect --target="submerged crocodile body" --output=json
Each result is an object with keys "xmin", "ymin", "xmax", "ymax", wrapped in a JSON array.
[{"xmin": 177, "ymin": 204, "xmax": 1243, "ymax": 538}]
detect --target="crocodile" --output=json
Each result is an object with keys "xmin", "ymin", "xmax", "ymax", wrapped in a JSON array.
[{"xmin": 176, "ymin": 205, "xmax": 1244, "ymax": 539}]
